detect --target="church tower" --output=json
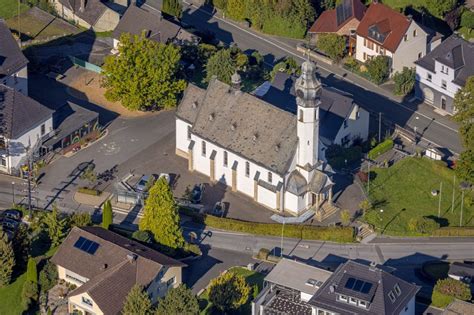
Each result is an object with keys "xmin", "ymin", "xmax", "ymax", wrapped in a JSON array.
[{"xmin": 295, "ymin": 60, "xmax": 321, "ymax": 169}]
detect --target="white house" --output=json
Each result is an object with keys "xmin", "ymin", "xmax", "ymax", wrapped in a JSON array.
[
  {"xmin": 355, "ymin": 2, "xmax": 441, "ymax": 74},
  {"xmin": 253, "ymin": 259, "xmax": 420, "ymax": 315},
  {"xmin": 0, "ymin": 85, "xmax": 53, "ymax": 175},
  {"xmin": 415, "ymin": 34, "xmax": 474, "ymax": 115},
  {"xmin": 176, "ymin": 61, "xmax": 369, "ymax": 217},
  {"xmin": 51, "ymin": 226, "xmax": 185, "ymax": 315},
  {"xmin": 0, "ymin": 20, "xmax": 28, "ymax": 95}
]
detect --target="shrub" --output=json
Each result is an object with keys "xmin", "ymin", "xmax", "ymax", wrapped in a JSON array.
[
  {"xmin": 256, "ymin": 248, "xmax": 270, "ymax": 260},
  {"xmin": 78, "ymin": 187, "xmax": 101, "ymax": 196},
  {"xmin": 431, "ymin": 278, "xmax": 471, "ymax": 308},
  {"xmin": 39, "ymin": 261, "xmax": 58, "ymax": 293},
  {"xmin": 367, "ymin": 139, "xmax": 394, "ymax": 160},
  {"xmin": 407, "ymin": 217, "xmax": 440, "ymax": 234},
  {"xmin": 21, "ymin": 280, "xmax": 38, "ymax": 311},
  {"xmin": 461, "ymin": 10, "xmax": 474, "ymax": 29},
  {"xmin": 432, "ymin": 227, "xmax": 474, "ymax": 237},
  {"xmin": 366, "ymin": 55, "xmax": 390, "ymax": 85},
  {"xmin": 393, "ymin": 67, "xmax": 415, "ymax": 96},
  {"xmin": 344, "ymin": 56, "xmax": 359, "ymax": 71},
  {"xmin": 316, "ymin": 34, "xmax": 346, "ymax": 61},
  {"xmin": 132, "ymin": 230, "xmax": 153, "ymax": 243},
  {"xmin": 69, "ymin": 212, "xmax": 92, "ymax": 227}
]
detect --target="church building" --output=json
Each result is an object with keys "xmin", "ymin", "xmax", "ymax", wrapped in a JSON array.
[{"xmin": 176, "ymin": 61, "xmax": 369, "ymax": 217}]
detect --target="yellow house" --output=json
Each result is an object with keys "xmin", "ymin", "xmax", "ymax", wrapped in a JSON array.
[{"xmin": 51, "ymin": 226, "xmax": 186, "ymax": 315}]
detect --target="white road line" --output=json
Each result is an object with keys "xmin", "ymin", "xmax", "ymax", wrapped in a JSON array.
[{"xmin": 183, "ymin": 2, "xmax": 459, "ymax": 135}]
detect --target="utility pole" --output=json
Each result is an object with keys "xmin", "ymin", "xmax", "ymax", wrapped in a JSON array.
[
  {"xmin": 378, "ymin": 112, "xmax": 382, "ymax": 143},
  {"xmin": 280, "ymin": 221, "xmax": 285, "ymax": 257},
  {"xmin": 11, "ymin": 182, "xmax": 15, "ymax": 205},
  {"xmin": 438, "ymin": 182, "xmax": 442, "ymax": 218},
  {"xmin": 460, "ymin": 189, "xmax": 464, "ymax": 227},
  {"xmin": 27, "ymin": 155, "xmax": 32, "ymax": 218},
  {"xmin": 367, "ymin": 160, "xmax": 370, "ymax": 195},
  {"xmin": 451, "ymin": 175, "xmax": 455, "ymax": 213}
]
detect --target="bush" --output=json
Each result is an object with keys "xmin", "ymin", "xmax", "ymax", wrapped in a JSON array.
[
  {"xmin": 131, "ymin": 230, "xmax": 153, "ymax": 243},
  {"xmin": 461, "ymin": 10, "xmax": 474, "ymax": 29},
  {"xmin": 21, "ymin": 280, "xmax": 38, "ymax": 311},
  {"xmin": 432, "ymin": 227, "xmax": 474, "ymax": 237},
  {"xmin": 407, "ymin": 217, "xmax": 440, "ymax": 234},
  {"xmin": 77, "ymin": 187, "xmax": 101, "ymax": 196},
  {"xmin": 256, "ymin": 248, "xmax": 270, "ymax": 260},
  {"xmin": 344, "ymin": 56, "xmax": 359, "ymax": 71},
  {"xmin": 316, "ymin": 34, "xmax": 346, "ymax": 61},
  {"xmin": 431, "ymin": 278, "xmax": 471, "ymax": 308},
  {"xmin": 366, "ymin": 55, "xmax": 390, "ymax": 85},
  {"xmin": 367, "ymin": 139, "xmax": 394, "ymax": 160},
  {"xmin": 39, "ymin": 261, "xmax": 58, "ymax": 293},
  {"xmin": 393, "ymin": 67, "xmax": 415, "ymax": 96}
]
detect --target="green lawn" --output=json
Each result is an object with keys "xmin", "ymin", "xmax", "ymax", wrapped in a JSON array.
[
  {"xmin": 0, "ymin": 0, "xmax": 29, "ymax": 19},
  {"xmin": 199, "ymin": 267, "xmax": 265, "ymax": 314},
  {"xmin": 364, "ymin": 157, "xmax": 474, "ymax": 235},
  {"xmin": 0, "ymin": 273, "xmax": 26, "ymax": 315}
]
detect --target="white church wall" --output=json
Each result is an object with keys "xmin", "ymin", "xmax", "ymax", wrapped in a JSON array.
[
  {"xmin": 176, "ymin": 119, "xmax": 192, "ymax": 154},
  {"xmin": 284, "ymin": 191, "xmax": 305, "ymax": 214},
  {"xmin": 257, "ymin": 184, "xmax": 277, "ymax": 209}
]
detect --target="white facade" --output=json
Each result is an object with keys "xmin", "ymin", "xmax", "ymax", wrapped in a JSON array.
[
  {"xmin": 355, "ymin": 20, "xmax": 428, "ymax": 74},
  {"xmin": 0, "ymin": 116, "xmax": 53, "ymax": 174},
  {"xmin": 333, "ymin": 104, "xmax": 369, "ymax": 146},
  {"xmin": 1, "ymin": 66, "xmax": 28, "ymax": 96}
]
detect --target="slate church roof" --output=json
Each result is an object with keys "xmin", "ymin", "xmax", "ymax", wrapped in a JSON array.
[
  {"xmin": 308, "ymin": 260, "xmax": 419, "ymax": 315},
  {"xmin": 0, "ymin": 85, "xmax": 53, "ymax": 139},
  {"xmin": 257, "ymin": 71, "xmax": 357, "ymax": 145},
  {"xmin": 177, "ymin": 78, "xmax": 297, "ymax": 175},
  {"xmin": 0, "ymin": 20, "xmax": 28, "ymax": 78},
  {"xmin": 415, "ymin": 34, "xmax": 474, "ymax": 87}
]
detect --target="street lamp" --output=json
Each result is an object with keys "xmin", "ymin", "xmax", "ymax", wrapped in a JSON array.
[
  {"xmin": 11, "ymin": 181, "xmax": 15, "ymax": 205},
  {"xmin": 413, "ymin": 116, "xmax": 419, "ymax": 154},
  {"xmin": 280, "ymin": 221, "xmax": 285, "ymax": 258}
]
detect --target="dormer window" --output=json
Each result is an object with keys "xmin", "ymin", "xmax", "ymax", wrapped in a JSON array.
[
  {"xmin": 388, "ymin": 290, "xmax": 396, "ymax": 302},
  {"xmin": 359, "ymin": 300, "xmax": 368, "ymax": 308},
  {"xmin": 413, "ymin": 29, "xmax": 417, "ymax": 37},
  {"xmin": 338, "ymin": 294, "xmax": 348, "ymax": 302},
  {"xmin": 394, "ymin": 283, "xmax": 402, "ymax": 296},
  {"xmin": 349, "ymin": 297, "xmax": 357, "ymax": 305},
  {"xmin": 404, "ymin": 34, "xmax": 407, "ymax": 41}
]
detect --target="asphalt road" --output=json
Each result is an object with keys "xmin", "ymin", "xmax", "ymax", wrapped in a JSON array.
[{"xmin": 144, "ymin": 1, "xmax": 462, "ymax": 155}]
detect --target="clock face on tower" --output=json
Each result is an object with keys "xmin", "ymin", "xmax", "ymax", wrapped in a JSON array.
[{"xmin": 296, "ymin": 89, "xmax": 304, "ymax": 99}]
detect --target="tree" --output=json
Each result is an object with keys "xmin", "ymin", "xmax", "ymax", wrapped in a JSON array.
[
  {"xmin": 431, "ymin": 278, "xmax": 471, "ymax": 308},
  {"xmin": 12, "ymin": 224, "xmax": 30, "ymax": 271},
  {"xmin": 43, "ymin": 205, "xmax": 66, "ymax": 247},
  {"xmin": 461, "ymin": 10, "xmax": 474, "ymax": 29},
  {"xmin": 102, "ymin": 200, "xmax": 113, "ymax": 229},
  {"xmin": 366, "ymin": 56, "xmax": 390, "ymax": 85},
  {"xmin": 0, "ymin": 230, "xmax": 15, "ymax": 287},
  {"xmin": 155, "ymin": 285, "xmax": 199, "ymax": 315},
  {"xmin": 26, "ymin": 257, "xmax": 38, "ymax": 283},
  {"xmin": 453, "ymin": 76, "xmax": 474, "ymax": 183},
  {"xmin": 407, "ymin": 217, "xmax": 440, "ymax": 234},
  {"xmin": 122, "ymin": 285, "xmax": 152, "ymax": 315},
  {"xmin": 226, "ymin": 0, "xmax": 246, "ymax": 20},
  {"xmin": 139, "ymin": 178, "xmax": 185, "ymax": 249},
  {"xmin": 424, "ymin": 0, "xmax": 457, "ymax": 19},
  {"xmin": 359, "ymin": 199, "xmax": 372, "ymax": 215},
  {"xmin": 208, "ymin": 272, "xmax": 250, "ymax": 312},
  {"xmin": 340, "ymin": 210, "xmax": 351, "ymax": 226},
  {"xmin": 39, "ymin": 261, "xmax": 58, "ymax": 293},
  {"xmin": 205, "ymin": 49, "xmax": 236, "ymax": 84},
  {"xmin": 316, "ymin": 34, "xmax": 345, "ymax": 61},
  {"xmin": 80, "ymin": 164, "xmax": 97, "ymax": 188},
  {"xmin": 197, "ymin": 43, "xmax": 218, "ymax": 64},
  {"xmin": 102, "ymin": 32, "xmax": 186, "ymax": 111},
  {"xmin": 70, "ymin": 212, "xmax": 92, "ymax": 228},
  {"xmin": 393, "ymin": 67, "xmax": 415, "ymax": 96},
  {"xmin": 162, "ymin": 0, "xmax": 182, "ymax": 18}
]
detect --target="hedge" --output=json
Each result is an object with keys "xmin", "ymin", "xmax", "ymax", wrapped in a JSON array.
[
  {"xmin": 368, "ymin": 139, "xmax": 394, "ymax": 160},
  {"xmin": 77, "ymin": 187, "xmax": 101, "ymax": 196},
  {"xmin": 180, "ymin": 208, "xmax": 355, "ymax": 243},
  {"xmin": 432, "ymin": 227, "xmax": 474, "ymax": 237}
]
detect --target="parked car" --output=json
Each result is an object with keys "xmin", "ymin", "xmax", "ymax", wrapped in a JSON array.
[
  {"xmin": 135, "ymin": 175, "xmax": 157, "ymax": 192},
  {"xmin": 2, "ymin": 218, "xmax": 20, "ymax": 231},
  {"xmin": 191, "ymin": 184, "xmax": 205, "ymax": 204},
  {"xmin": 159, "ymin": 173, "xmax": 171, "ymax": 185},
  {"xmin": 211, "ymin": 201, "xmax": 226, "ymax": 217},
  {"xmin": 2, "ymin": 209, "xmax": 22, "ymax": 221}
]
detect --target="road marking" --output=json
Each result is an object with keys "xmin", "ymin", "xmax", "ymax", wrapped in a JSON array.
[{"xmin": 183, "ymin": 2, "xmax": 459, "ymax": 138}]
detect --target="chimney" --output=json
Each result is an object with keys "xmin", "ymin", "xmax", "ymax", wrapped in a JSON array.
[
  {"xmin": 80, "ymin": 0, "xmax": 86, "ymax": 12},
  {"xmin": 231, "ymin": 72, "xmax": 242, "ymax": 90},
  {"xmin": 127, "ymin": 254, "xmax": 138, "ymax": 263}
]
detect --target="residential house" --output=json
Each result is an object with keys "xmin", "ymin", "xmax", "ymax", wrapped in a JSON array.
[
  {"xmin": 112, "ymin": 4, "xmax": 199, "ymax": 50},
  {"xmin": 51, "ymin": 226, "xmax": 186, "ymax": 315},
  {"xmin": 253, "ymin": 259, "xmax": 420, "ymax": 315},
  {"xmin": 447, "ymin": 262, "xmax": 474, "ymax": 283},
  {"xmin": 52, "ymin": 0, "xmax": 128, "ymax": 31},
  {"xmin": 0, "ymin": 85, "xmax": 53, "ymax": 175},
  {"xmin": 308, "ymin": 0, "xmax": 366, "ymax": 54},
  {"xmin": 0, "ymin": 20, "xmax": 28, "ymax": 95},
  {"xmin": 442, "ymin": 300, "xmax": 474, "ymax": 315},
  {"xmin": 355, "ymin": 2, "xmax": 441, "ymax": 74},
  {"xmin": 415, "ymin": 34, "xmax": 474, "ymax": 115},
  {"xmin": 176, "ymin": 60, "xmax": 369, "ymax": 217}
]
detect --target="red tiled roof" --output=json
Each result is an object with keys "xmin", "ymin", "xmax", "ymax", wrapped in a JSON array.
[
  {"xmin": 309, "ymin": 0, "xmax": 366, "ymax": 34},
  {"xmin": 356, "ymin": 2, "xmax": 411, "ymax": 52}
]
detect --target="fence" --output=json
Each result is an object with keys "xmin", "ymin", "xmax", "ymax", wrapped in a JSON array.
[{"xmin": 69, "ymin": 56, "xmax": 102, "ymax": 73}]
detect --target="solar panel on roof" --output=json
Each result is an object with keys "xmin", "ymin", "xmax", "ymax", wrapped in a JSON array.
[
  {"xmin": 345, "ymin": 277, "xmax": 356, "ymax": 289},
  {"xmin": 353, "ymin": 279, "xmax": 364, "ymax": 291},
  {"xmin": 73, "ymin": 236, "xmax": 99, "ymax": 255}
]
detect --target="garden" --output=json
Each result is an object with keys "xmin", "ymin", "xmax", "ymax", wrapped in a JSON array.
[{"xmin": 362, "ymin": 157, "xmax": 474, "ymax": 236}]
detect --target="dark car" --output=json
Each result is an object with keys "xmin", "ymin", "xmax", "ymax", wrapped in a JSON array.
[
  {"xmin": 211, "ymin": 201, "xmax": 226, "ymax": 217},
  {"xmin": 2, "ymin": 218, "xmax": 20, "ymax": 231},
  {"xmin": 3, "ymin": 209, "xmax": 22, "ymax": 221},
  {"xmin": 191, "ymin": 184, "xmax": 205, "ymax": 204}
]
